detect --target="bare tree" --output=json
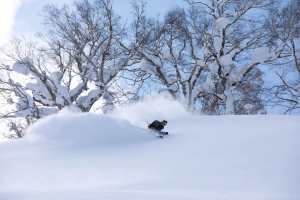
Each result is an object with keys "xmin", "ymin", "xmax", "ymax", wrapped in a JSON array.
[
  {"xmin": 266, "ymin": 0, "xmax": 300, "ymax": 113},
  {"xmin": 132, "ymin": 4, "xmax": 198, "ymax": 107}
]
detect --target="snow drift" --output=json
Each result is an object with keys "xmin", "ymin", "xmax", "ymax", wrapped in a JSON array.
[
  {"xmin": 0, "ymin": 96, "xmax": 300, "ymax": 200},
  {"xmin": 26, "ymin": 108, "xmax": 153, "ymax": 147}
]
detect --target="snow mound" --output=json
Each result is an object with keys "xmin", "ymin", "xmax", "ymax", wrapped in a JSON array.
[{"xmin": 26, "ymin": 108, "xmax": 153, "ymax": 147}]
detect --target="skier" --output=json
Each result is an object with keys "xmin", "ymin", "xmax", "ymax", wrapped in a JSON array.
[{"xmin": 148, "ymin": 120, "xmax": 168, "ymax": 138}]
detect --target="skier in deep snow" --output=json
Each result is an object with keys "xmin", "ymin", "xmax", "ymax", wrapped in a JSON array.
[{"xmin": 148, "ymin": 120, "xmax": 168, "ymax": 138}]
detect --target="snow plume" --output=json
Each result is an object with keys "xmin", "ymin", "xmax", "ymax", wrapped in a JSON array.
[
  {"xmin": 0, "ymin": 110, "xmax": 154, "ymax": 194},
  {"xmin": 0, "ymin": 0, "xmax": 22, "ymax": 46},
  {"xmin": 25, "ymin": 106, "xmax": 151, "ymax": 146},
  {"xmin": 110, "ymin": 95, "xmax": 190, "ymax": 128}
]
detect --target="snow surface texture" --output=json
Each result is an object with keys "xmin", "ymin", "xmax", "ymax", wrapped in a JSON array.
[{"xmin": 0, "ymin": 96, "xmax": 300, "ymax": 200}]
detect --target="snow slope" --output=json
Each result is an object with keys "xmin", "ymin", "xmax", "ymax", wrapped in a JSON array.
[{"xmin": 0, "ymin": 97, "xmax": 299, "ymax": 200}]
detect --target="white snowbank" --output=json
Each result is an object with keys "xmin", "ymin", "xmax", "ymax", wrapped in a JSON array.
[{"xmin": 0, "ymin": 96, "xmax": 300, "ymax": 200}]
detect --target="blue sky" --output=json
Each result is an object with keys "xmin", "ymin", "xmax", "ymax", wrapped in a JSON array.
[{"xmin": 0, "ymin": 0, "xmax": 184, "ymax": 46}]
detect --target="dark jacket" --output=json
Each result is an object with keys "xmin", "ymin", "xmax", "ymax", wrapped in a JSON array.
[{"xmin": 148, "ymin": 120, "xmax": 167, "ymax": 131}]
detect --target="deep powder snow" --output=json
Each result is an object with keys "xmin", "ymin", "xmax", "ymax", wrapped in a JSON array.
[{"xmin": 0, "ymin": 96, "xmax": 299, "ymax": 200}]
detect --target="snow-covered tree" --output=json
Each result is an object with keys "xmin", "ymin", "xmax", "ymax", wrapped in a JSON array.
[
  {"xmin": 0, "ymin": 0, "xmax": 135, "ymax": 137},
  {"xmin": 0, "ymin": 0, "xmax": 298, "ymax": 138},
  {"xmin": 132, "ymin": 0, "xmax": 282, "ymax": 114}
]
